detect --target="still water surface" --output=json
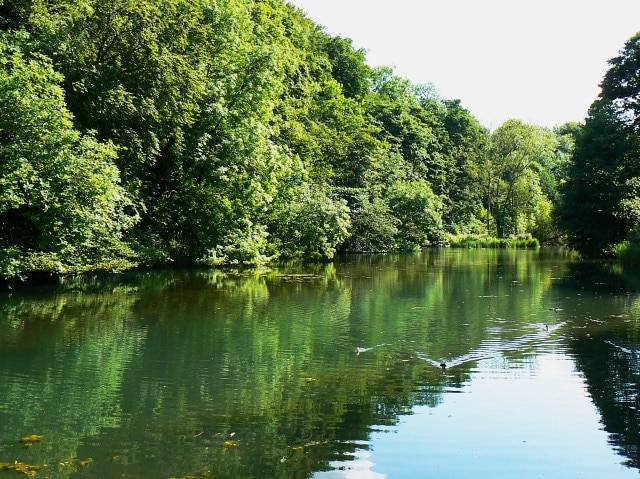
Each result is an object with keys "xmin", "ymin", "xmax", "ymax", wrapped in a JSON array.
[{"xmin": 1, "ymin": 249, "xmax": 640, "ymax": 478}]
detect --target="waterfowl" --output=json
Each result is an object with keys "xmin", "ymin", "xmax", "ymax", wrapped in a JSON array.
[{"xmin": 440, "ymin": 360, "xmax": 447, "ymax": 370}]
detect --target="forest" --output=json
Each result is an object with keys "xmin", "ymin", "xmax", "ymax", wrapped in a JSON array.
[{"xmin": 1, "ymin": 0, "xmax": 640, "ymax": 284}]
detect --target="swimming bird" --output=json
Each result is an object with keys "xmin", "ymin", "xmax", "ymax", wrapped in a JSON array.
[
  {"xmin": 356, "ymin": 347, "xmax": 367, "ymax": 355},
  {"xmin": 440, "ymin": 360, "xmax": 447, "ymax": 370}
]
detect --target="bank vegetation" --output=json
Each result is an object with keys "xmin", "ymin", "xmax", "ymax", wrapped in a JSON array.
[{"xmin": 1, "ymin": 0, "xmax": 640, "ymax": 284}]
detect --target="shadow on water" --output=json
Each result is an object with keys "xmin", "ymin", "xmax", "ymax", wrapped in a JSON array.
[
  {"xmin": 555, "ymin": 260, "xmax": 640, "ymax": 469},
  {"xmin": 1, "ymin": 250, "xmax": 640, "ymax": 477}
]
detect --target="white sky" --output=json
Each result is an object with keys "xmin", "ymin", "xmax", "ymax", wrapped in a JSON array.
[{"xmin": 286, "ymin": 0, "xmax": 640, "ymax": 130}]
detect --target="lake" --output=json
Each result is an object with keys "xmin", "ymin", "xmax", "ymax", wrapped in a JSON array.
[{"xmin": 1, "ymin": 248, "xmax": 640, "ymax": 478}]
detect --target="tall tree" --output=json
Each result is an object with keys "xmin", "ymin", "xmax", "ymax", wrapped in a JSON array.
[
  {"xmin": 559, "ymin": 100, "xmax": 635, "ymax": 255},
  {"xmin": 559, "ymin": 32, "xmax": 640, "ymax": 255},
  {"xmin": 386, "ymin": 179, "xmax": 444, "ymax": 249},
  {"xmin": 367, "ymin": 69, "xmax": 450, "ymax": 187},
  {"xmin": 439, "ymin": 99, "xmax": 489, "ymax": 234},
  {"xmin": 600, "ymin": 32, "xmax": 640, "ymax": 130},
  {"xmin": 324, "ymin": 35, "xmax": 372, "ymax": 100},
  {"xmin": 480, "ymin": 120, "xmax": 552, "ymax": 237}
]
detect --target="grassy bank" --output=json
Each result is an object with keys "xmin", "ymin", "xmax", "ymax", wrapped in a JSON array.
[{"xmin": 446, "ymin": 234, "xmax": 540, "ymax": 249}]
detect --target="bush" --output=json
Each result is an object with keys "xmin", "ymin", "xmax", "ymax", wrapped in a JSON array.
[
  {"xmin": 342, "ymin": 195, "xmax": 399, "ymax": 252},
  {"xmin": 386, "ymin": 180, "xmax": 444, "ymax": 249},
  {"xmin": 268, "ymin": 183, "xmax": 351, "ymax": 260},
  {"xmin": 0, "ymin": 34, "xmax": 138, "ymax": 281}
]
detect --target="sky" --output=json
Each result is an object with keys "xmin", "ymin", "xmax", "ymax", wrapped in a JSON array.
[{"xmin": 286, "ymin": 0, "xmax": 640, "ymax": 130}]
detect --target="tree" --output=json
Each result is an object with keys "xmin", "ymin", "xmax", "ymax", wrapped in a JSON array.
[
  {"xmin": 559, "ymin": 100, "xmax": 635, "ymax": 255},
  {"xmin": 366, "ymin": 69, "xmax": 451, "ymax": 187},
  {"xmin": 267, "ymin": 182, "xmax": 351, "ymax": 260},
  {"xmin": 340, "ymin": 190, "xmax": 399, "ymax": 253},
  {"xmin": 439, "ymin": 99, "xmax": 489, "ymax": 234},
  {"xmin": 0, "ymin": 33, "xmax": 137, "ymax": 280},
  {"xmin": 478, "ymin": 120, "xmax": 557, "ymax": 238},
  {"xmin": 21, "ymin": 0, "xmax": 298, "ymax": 265},
  {"xmin": 599, "ymin": 32, "xmax": 640, "ymax": 130},
  {"xmin": 386, "ymin": 180, "xmax": 444, "ymax": 249},
  {"xmin": 1, "ymin": 0, "xmax": 557, "ymax": 281},
  {"xmin": 324, "ymin": 35, "xmax": 372, "ymax": 100},
  {"xmin": 559, "ymin": 32, "xmax": 640, "ymax": 255}
]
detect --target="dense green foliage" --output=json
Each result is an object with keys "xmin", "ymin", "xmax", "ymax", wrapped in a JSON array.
[
  {"xmin": 560, "ymin": 33, "xmax": 640, "ymax": 257},
  {"xmin": 0, "ymin": 0, "xmax": 578, "ymax": 281},
  {"xmin": 0, "ymin": 33, "xmax": 137, "ymax": 278}
]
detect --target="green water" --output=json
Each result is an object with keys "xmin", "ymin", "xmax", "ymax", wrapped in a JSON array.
[{"xmin": 1, "ymin": 249, "xmax": 640, "ymax": 478}]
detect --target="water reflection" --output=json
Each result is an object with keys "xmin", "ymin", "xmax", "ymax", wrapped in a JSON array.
[
  {"xmin": 0, "ymin": 250, "xmax": 639, "ymax": 478},
  {"xmin": 545, "ymin": 259, "xmax": 640, "ymax": 470},
  {"xmin": 359, "ymin": 354, "xmax": 628, "ymax": 479}
]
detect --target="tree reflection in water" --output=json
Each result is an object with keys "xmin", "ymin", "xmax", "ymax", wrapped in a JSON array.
[{"xmin": 1, "ymin": 251, "xmax": 640, "ymax": 478}]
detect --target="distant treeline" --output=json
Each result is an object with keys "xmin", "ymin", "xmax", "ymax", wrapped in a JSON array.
[{"xmin": 1, "ymin": 0, "xmax": 639, "ymax": 283}]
